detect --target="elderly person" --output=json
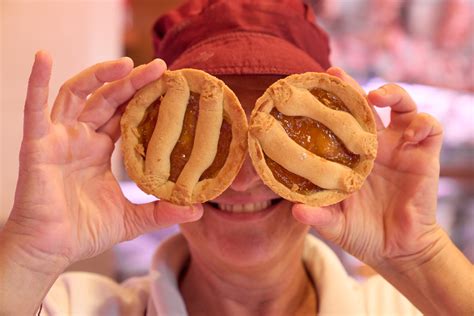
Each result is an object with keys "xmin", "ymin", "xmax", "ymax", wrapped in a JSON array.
[{"xmin": 0, "ymin": 0, "xmax": 472, "ymax": 315}]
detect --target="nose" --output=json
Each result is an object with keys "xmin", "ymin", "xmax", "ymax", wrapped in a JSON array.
[{"xmin": 230, "ymin": 154, "xmax": 262, "ymax": 192}]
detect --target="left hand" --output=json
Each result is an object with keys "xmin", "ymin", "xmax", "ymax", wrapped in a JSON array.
[{"xmin": 292, "ymin": 67, "xmax": 446, "ymax": 272}]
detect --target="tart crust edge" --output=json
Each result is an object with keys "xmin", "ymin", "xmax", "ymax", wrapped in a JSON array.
[
  {"xmin": 121, "ymin": 68, "xmax": 248, "ymax": 205},
  {"xmin": 248, "ymin": 72, "xmax": 377, "ymax": 207}
]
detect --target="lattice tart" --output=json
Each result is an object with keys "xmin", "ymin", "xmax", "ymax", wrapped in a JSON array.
[
  {"xmin": 121, "ymin": 69, "xmax": 248, "ymax": 205},
  {"xmin": 248, "ymin": 72, "xmax": 377, "ymax": 206}
]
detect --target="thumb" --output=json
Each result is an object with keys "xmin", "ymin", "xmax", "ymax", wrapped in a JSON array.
[
  {"xmin": 123, "ymin": 200, "xmax": 203, "ymax": 241},
  {"xmin": 292, "ymin": 204, "xmax": 345, "ymax": 244}
]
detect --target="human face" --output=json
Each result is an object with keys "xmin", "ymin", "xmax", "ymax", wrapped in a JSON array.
[{"xmin": 179, "ymin": 75, "xmax": 310, "ymax": 269}]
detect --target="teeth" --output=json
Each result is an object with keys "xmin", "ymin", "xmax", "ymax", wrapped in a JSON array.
[{"xmin": 217, "ymin": 200, "xmax": 272, "ymax": 213}]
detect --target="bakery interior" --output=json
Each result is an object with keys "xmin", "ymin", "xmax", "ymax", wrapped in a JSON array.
[{"xmin": 1, "ymin": 0, "xmax": 473, "ymax": 281}]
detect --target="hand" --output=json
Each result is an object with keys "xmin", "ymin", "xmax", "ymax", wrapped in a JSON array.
[
  {"xmin": 2, "ymin": 52, "xmax": 203, "ymax": 274},
  {"xmin": 292, "ymin": 67, "xmax": 445, "ymax": 272}
]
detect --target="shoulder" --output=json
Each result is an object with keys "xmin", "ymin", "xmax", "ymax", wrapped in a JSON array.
[
  {"xmin": 42, "ymin": 272, "xmax": 150, "ymax": 316},
  {"xmin": 361, "ymin": 275, "xmax": 422, "ymax": 315},
  {"xmin": 303, "ymin": 235, "xmax": 421, "ymax": 315}
]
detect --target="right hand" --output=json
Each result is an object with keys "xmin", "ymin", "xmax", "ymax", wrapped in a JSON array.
[
  {"xmin": 293, "ymin": 68, "xmax": 445, "ymax": 272},
  {"xmin": 2, "ymin": 51, "xmax": 203, "ymax": 274}
]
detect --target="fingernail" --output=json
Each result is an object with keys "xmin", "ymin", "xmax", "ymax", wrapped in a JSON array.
[
  {"xmin": 35, "ymin": 50, "xmax": 47, "ymax": 61},
  {"xmin": 120, "ymin": 56, "xmax": 133, "ymax": 64},
  {"xmin": 376, "ymin": 87, "xmax": 387, "ymax": 96},
  {"xmin": 152, "ymin": 58, "xmax": 167, "ymax": 69},
  {"xmin": 188, "ymin": 204, "xmax": 204, "ymax": 219},
  {"xmin": 328, "ymin": 67, "xmax": 343, "ymax": 77}
]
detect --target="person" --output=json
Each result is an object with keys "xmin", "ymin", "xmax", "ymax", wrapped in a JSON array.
[{"xmin": 0, "ymin": 0, "xmax": 472, "ymax": 315}]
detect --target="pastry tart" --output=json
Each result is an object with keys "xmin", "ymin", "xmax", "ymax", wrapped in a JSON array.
[
  {"xmin": 248, "ymin": 72, "xmax": 377, "ymax": 206},
  {"xmin": 121, "ymin": 69, "xmax": 248, "ymax": 205}
]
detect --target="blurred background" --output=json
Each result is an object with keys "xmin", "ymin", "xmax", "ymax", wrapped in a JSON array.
[{"xmin": 1, "ymin": 0, "xmax": 473, "ymax": 281}]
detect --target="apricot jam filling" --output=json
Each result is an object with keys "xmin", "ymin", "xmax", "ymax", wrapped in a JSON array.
[
  {"xmin": 137, "ymin": 92, "xmax": 232, "ymax": 182},
  {"xmin": 266, "ymin": 88, "xmax": 360, "ymax": 194}
]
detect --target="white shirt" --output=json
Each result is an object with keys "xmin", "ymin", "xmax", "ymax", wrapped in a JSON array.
[{"xmin": 42, "ymin": 234, "xmax": 420, "ymax": 315}]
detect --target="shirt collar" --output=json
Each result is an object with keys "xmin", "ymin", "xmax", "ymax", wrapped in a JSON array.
[{"xmin": 147, "ymin": 234, "xmax": 364, "ymax": 315}]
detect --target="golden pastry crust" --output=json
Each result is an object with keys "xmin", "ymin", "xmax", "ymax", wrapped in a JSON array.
[
  {"xmin": 121, "ymin": 69, "xmax": 248, "ymax": 205},
  {"xmin": 248, "ymin": 72, "xmax": 377, "ymax": 206}
]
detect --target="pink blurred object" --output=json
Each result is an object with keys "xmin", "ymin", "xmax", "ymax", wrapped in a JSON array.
[{"xmin": 315, "ymin": 0, "xmax": 474, "ymax": 91}]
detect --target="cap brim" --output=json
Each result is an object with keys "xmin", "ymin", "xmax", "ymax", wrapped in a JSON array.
[{"xmin": 169, "ymin": 32, "xmax": 325, "ymax": 75}]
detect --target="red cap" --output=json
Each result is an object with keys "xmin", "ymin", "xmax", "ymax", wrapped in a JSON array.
[{"xmin": 153, "ymin": 0, "xmax": 331, "ymax": 75}]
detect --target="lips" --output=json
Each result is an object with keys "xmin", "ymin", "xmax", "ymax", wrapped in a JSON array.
[{"xmin": 207, "ymin": 198, "xmax": 283, "ymax": 213}]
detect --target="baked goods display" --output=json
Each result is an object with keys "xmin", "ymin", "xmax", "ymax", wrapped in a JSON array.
[
  {"xmin": 248, "ymin": 72, "xmax": 377, "ymax": 206},
  {"xmin": 121, "ymin": 69, "xmax": 248, "ymax": 205}
]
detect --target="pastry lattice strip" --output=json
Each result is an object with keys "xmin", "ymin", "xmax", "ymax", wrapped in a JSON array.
[
  {"xmin": 250, "ymin": 111, "xmax": 364, "ymax": 192},
  {"xmin": 269, "ymin": 81, "xmax": 377, "ymax": 158},
  {"xmin": 144, "ymin": 72, "xmax": 224, "ymax": 201}
]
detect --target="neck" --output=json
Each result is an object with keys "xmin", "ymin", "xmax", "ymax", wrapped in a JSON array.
[{"xmin": 179, "ymin": 236, "xmax": 317, "ymax": 316}]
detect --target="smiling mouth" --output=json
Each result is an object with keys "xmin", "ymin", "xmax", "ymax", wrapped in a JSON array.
[{"xmin": 207, "ymin": 198, "xmax": 283, "ymax": 213}]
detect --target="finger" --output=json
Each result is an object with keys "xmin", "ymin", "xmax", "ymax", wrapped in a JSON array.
[
  {"xmin": 79, "ymin": 58, "xmax": 167, "ymax": 130},
  {"xmin": 96, "ymin": 103, "xmax": 127, "ymax": 143},
  {"xmin": 327, "ymin": 67, "xmax": 385, "ymax": 131},
  {"xmin": 24, "ymin": 51, "xmax": 52, "ymax": 140},
  {"xmin": 51, "ymin": 57, "xmax": 133, "ymax": 123},
  {"xmin": 367, "ymin": 84, "xmax": 417, "ymax": 129},
  {"xmin": 123, "ymin": 200, "xmax": 203, "ymax": 241},
  {"xmin": 403, "ymin": 112, "xmax": 444, "ymax": 155},
  {"xmin": 292, "ymin": 204, "xmax": 344, "ymax": 244},
  {"xmin": 327, "ymin": 66, "xmax": 366, "ymax": 96}
]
